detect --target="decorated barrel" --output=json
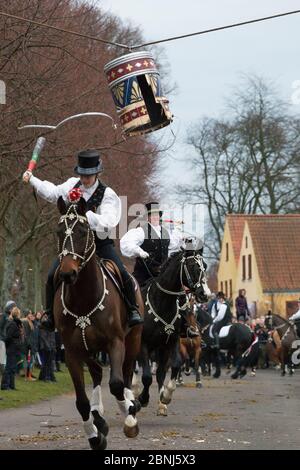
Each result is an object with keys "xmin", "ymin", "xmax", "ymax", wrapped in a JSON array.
[{"xmin": 104, "ymin": 51, "xmax": 172, "ymax": 136}]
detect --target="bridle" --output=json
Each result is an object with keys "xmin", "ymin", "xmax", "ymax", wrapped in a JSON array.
[
  {"xmin": 266, "ymin": 314, "xmax": 292, "ymax": 341},
  {"xmin": 145, "ymin": 252, "xmax": 208, "ymax": 340},
  {"xmin": 58, "ymin": 204, "xmax": 95, "ymax": 272},
  {"xmin": 57, "ymin": 203, "xmax": 108, "ymax": 351},
  {"xmin": 155, "ymin": 252, "xmax": 208, "ymax": 296}
]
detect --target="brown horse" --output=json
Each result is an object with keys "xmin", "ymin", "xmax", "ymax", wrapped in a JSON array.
[
  {"xmin": 264, "ymin": 313, "xmax": 297, "ymax": 376},
  {"xmin": 54, "ymin": 197, "xmax": 143, "ymax": 450},
  {"xmin": 176, "ymin": 296, "xmax": 203, "ymax": 388}
]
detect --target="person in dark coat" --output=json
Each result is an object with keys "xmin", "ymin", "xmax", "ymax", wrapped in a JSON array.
[
  {"xmin": 0, "ymin": 301, "xmax": 16, "ymax": 376},
  {"xmin": 22, "ymin": 310, "xmax": 38, "ymax": 381},
  {"xmin": 1, "ymin": 306, "xmax": 24, "ymax": 390},
  {"xmin": 38, "ymin": 315, "xmax": 57, "ymax": 382},
  {"xmin": 235, "ymin": 289, "xmax": 250, "ymax": 322}
]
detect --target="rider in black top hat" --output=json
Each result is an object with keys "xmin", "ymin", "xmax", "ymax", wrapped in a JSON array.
[
  {"xmin": 120, "ymin": 201, "xmax": 183, "ymax": 286},
  {"xmin": 23, "ymin": 149, "xmax": 143, "ymax": 330}
]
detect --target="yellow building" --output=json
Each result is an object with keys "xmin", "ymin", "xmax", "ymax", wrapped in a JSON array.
[{"xmin": 218, "ymin": 214, "xmax": 300, "ymax": 318}]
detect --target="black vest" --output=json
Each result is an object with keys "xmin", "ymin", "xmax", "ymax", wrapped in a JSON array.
[
  {"xmin": 73, "ymin": 180, "xmax": 114, "ymax": 250},
  {"xmin": 133, "ymin": 222, "xmax": 170, "ymax": 275}
]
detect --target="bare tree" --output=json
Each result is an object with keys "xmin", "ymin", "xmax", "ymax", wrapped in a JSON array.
[{"xmin": 176, "ymin": 76, "xmax": 300, "ymax": 260}]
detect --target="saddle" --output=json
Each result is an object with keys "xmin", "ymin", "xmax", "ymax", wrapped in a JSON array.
[
  {"xmin": 100, "ymin": 258, "xmax": 124, "ymax": 294},
  {"xmin": 53, "ymin": 258, "xmax": 136, "ymax": 297}
]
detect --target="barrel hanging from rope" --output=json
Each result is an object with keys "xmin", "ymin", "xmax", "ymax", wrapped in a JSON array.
[{"xmin": 104, "ymin": 51, "xmax": 173, "ymax": 136}]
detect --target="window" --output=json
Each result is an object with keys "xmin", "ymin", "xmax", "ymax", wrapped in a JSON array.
[
  {"xmin": 221, "ymin": 281, "xmax": 223, "ymax": 292},
  {"xmin": 245, "ymin": 236, "xmax": 248, "ymax": 248},
  {"xmin": 225, "ymin": 281, "xmax": 228, "ymax": 298},
  {"xmin": 242, "ymin": 255, "xmax": 246, "ymax": 280},
  {"xmin": 226, "ymin": 242, "xmax": 229, "ymax": 261},
  {"xmin": 229, "ymin": 279, "xmax": 232, "ymax": 298},
  {"xmin": 248, "ymin": 254, "xmax": 252, "ymax": 279}
]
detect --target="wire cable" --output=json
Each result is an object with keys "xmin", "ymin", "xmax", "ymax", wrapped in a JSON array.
[
  {"xmin": 0, "ymin": 9, "xmax": 300, "ymax": 51},
  {"xmin": 131, "ymin": 9, "xmax": 300, "ymax": 49},
  {"xmin": 0, "ymin": 10, "xmax": 129, "ymax": 50}
]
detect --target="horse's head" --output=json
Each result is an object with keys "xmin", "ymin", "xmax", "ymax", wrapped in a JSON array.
[
  {"xmin": 181, "ymin": 249, "xmax": 211, "ymax": 303},
  {"xmin": 56, "ymin": 196, "xmax": 95, "ymax": 284}
]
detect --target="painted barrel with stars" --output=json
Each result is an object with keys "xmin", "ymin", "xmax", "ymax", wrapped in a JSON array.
[{"xmin": 104, "ymin": 51, "xmax": 172, "ymax": 136}]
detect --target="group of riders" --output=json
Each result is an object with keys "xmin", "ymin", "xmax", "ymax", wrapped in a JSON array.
[
  {"xmin": 23, "ymin": 148, "xmax": 300, "ymax": 347},
  {"xmin": 22, "ymin": 149, "xmax": 187, "ymax": 332}
]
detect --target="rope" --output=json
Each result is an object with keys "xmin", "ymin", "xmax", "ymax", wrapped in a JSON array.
[{"xmin": 0, "ymin": 9, "xmax": 299, "ymax": 51}]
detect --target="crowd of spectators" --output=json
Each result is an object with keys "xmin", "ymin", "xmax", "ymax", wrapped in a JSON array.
[{"xmin": 0, "ymin": 300, "xmax": 64, "ymax": 391}]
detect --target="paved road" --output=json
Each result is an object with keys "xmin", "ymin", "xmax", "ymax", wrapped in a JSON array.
[{"xmin": 0, "ymin": 368, "xmax": 299, "ymax": 450}]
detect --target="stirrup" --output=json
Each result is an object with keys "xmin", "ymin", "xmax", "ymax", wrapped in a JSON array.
[{"xmin": 128, "ymin": 309, "xmax": 144, "ymax": 327}]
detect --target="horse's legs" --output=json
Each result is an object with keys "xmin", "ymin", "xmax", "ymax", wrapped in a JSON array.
[
  {"xmin": 157, "ymin": 346, "xmax": 177, "ymax": 416},
  {"xmin": 213, "ymin": 350, "xmax": 221, "ymax": 378},
  {"xmin": 122, "ymin": 338, "xmax": 142, "ymax": 415},
  {"xmin": 65, "ymin": 352, "xmax": 106, "ymax": 450},
  {"xmin": 85, "ymin": 357, "xmax": 109, "ymax": 437},
  {"xmin": 138, "ymin": 344, "xmax": 152, "ymax": 407},
  {"xmin": 194, "ymin": 344, "xmax": 202, "ymax": 388},
  {"xmin": 108, "ymin": 339, "xmax": 139, "ymax": 438}
]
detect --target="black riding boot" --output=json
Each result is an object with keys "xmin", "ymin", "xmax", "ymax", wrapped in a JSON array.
[
  {"xmin": 123, "ymin": 278, "xmax": 144, "ymax": 327},
  {"xmin": 213, "ymin": 332, "xmax": 220, "ymax": 350},
  {"xmin": 41, "ymin": 282, "xmax": 55, "ymax": 332}
]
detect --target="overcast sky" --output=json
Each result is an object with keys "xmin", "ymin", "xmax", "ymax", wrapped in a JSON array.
[{"xmin": 98, "ymin": 0, "xmax": 300, "ymax": 236}]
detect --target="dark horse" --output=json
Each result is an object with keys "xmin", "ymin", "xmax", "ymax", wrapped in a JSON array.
[
  {"xmin": 54, "ymin": 197, "xmax": 143, "ymax": 450},
  {"xmin": 196, "ymin": 308, "xmax": 259, "ymax": 379},
  {"xmin": 138, "ymin": 249, "xmax": 210, "ymax": 416},
  {"xmin": 264, "ymin": 313, "xmax": 297, "ymax": 376}
]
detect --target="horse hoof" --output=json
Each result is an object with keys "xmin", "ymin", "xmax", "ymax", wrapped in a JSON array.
[
  {"xmin": 176, "ymin": 380, "xmax": 184, "ymax": 386},
  {"xmin": 213, "ymin": 373, "xmax": 220, "ymax": 379},
  {"xmin": 239, "ymin": 370, "xmax": 247, "ymax": 378},
  {"xmin": 184, "ymin": 370, "xmax": 191, "ymax": 376},
  {"xmin": 89, "ymin": 433, "xmax": 107, "ymax": 450},
  {"xmin": 93, "ymin": 415, "xmax": 109, "ymax": 437},
  {"xmin": 231, "ymin": 372, "xmax": 239, "ymax": 379},
  {"xmin": 196, "ymin": 382, "xmax": 202, "ymax": 388},
  {"xmin": 157, "ymin": 408, "xmax": 168, "ymax": 417},
  {"xmin": 124, "ymin": 423, "xmax": 139, "ymax": 438}
]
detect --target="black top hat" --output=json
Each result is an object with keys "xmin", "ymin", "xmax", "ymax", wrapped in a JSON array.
[
  {"xmin": 145, "ymin": 202, "xmax": 163, "ymax": 217},
  {"xmin": 74, "ymin": 149, "xmax": 103, "ymax": 175}
]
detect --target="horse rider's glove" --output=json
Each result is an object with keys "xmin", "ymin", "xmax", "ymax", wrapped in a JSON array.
[
  {"xmin": 23, "ymin": 170, "xmax": 32, "ymax": 183},
  {"xmin": 137, "ymin": 248, "xmax": 149, "ymax": 259}
]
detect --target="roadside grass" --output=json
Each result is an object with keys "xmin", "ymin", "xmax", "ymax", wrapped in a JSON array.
[{"xmin": 0, "ymin": 366, "xmax": 92, "ymax": 410}]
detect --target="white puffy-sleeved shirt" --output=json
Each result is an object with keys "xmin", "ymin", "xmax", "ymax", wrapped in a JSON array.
[
  {"xmin": 29, "ymin": 175, "xmax": 121, "ymax": 235},
  {"xmin": 120, "ymin": 223, "xmax": 184, "ymax": 258},
  {"xmin": 290, "ymin": 308, "xmax": 300, "ymax": 321},
  {"xmin": 211, "ymin": 301, "xmax": 227, "ymax": 323}
]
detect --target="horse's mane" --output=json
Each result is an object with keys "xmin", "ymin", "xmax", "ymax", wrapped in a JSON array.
[
  {"xmin": 159, "ymin": 251, "xmax": 182, "ymax": 273},
  {"xmin": 272, "ymin": 313, "xmax": 289, "ymax": 324}
]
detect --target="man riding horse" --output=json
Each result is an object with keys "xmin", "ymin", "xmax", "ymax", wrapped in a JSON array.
[
  {"xmin": 120, "ymin": 201, "xmax": 183, "ymax": 286},
  {"xmin": 23, "ymin": 149, "xmax": 143, "ymax": 330},
  {"xmin": 210, "ymin": 291, "xmax": 232, "ymax": 349}
]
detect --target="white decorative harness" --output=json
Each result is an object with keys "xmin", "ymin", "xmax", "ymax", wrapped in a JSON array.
[{"xmin": 58, "ymin": 204, "xmax": 108, "ymax": 351}]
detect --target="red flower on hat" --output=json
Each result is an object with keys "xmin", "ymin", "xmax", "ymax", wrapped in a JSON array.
[{"xmin": 68, "ymin": 187, "xmax": 83, "ymax": 203}]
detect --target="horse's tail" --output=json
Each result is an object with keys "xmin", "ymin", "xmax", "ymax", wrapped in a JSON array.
[{"xmin": 241, "ymin": 333, "xmax": 259, "ymax": 367}]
